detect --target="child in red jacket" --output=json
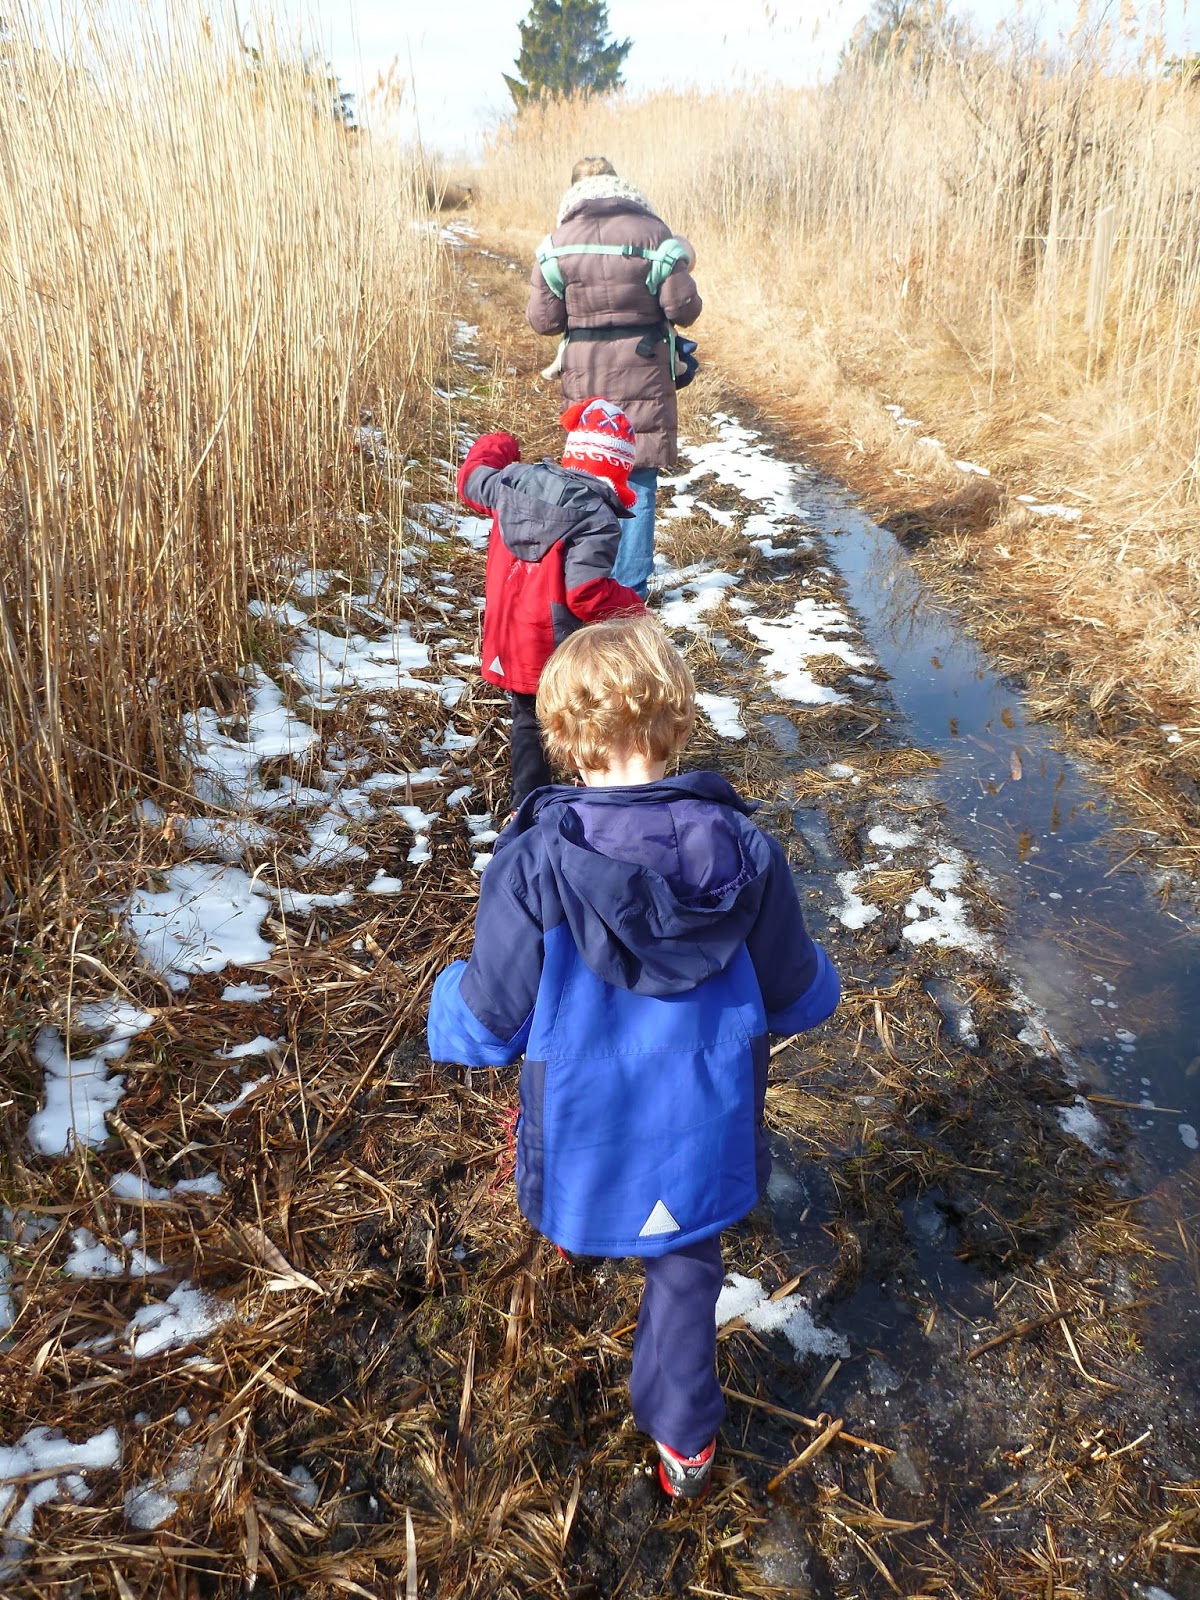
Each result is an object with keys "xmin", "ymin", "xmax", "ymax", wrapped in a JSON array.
[{"xmin": 457, "ymin": 397, "xmax": 645, "ymax": 810}]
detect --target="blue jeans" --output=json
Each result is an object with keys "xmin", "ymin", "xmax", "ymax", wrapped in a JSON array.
[
  {"xmin": 629, "ymin": 1233, "xmax": 725, "ymax": 1457},
  {"xmin": 611, "ymin": 467, "xmax": 658, "ymax": 599}
]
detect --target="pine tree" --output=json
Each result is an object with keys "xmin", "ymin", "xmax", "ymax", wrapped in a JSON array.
[{"xmin": 504, "ymin": 0, "xmax": 632, "ymax": 107}]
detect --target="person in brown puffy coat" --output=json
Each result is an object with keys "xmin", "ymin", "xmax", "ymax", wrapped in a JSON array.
[{"xmin": 527, "ymin": 156, "xmax": 702, "ymax": 598}]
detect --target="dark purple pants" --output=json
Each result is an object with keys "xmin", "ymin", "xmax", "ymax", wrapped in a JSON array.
[
  {"xmin": 629, "ymin": 1233, "xmax": 726, "ymax": 1458},
  {"xmin": 509, "ymin": 691, "xmax": 552, "ymax": 811}
]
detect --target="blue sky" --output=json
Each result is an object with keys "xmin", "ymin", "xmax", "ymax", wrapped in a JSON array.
[{"xmin": 277, "ymin": 0, "xmax": 1195, "ymax": 153}]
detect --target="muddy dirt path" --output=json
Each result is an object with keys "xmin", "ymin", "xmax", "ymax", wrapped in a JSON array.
[
  {"xmin": 5, "ymin": 234, "xmax": 1199, "ymax": 1600},
  {"xmin": 441, "ymin": 240, "xmax": 1200, "ymax": 1596}
]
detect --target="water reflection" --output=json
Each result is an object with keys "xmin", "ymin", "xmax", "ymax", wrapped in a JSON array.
[{"xmin": 806, "ymin": 485, "xmax": 1200, "ymax": 1181}]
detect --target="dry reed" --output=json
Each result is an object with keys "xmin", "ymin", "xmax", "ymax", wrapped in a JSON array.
[
  {"xmin": 0, "ymin": 1, "xmax": 444, "ymax": 901},
  {"xmin": 475, "ymin": 22, "xmax": 1200, "ymax": 718}
]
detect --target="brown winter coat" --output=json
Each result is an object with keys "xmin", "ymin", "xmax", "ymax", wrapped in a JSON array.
[{"xmin": 526, "ymin": 181, "xmax": 702, "ymax": 469}]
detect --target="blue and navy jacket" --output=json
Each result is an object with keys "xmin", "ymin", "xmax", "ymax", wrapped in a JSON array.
[{"xmin": 427, "ymin": 772, "xmax": 839, "ymax": 1258}]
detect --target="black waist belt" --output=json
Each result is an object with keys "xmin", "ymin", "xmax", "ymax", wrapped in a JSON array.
[{"xmin": 567, "ymin": 323, "xmax": 666, "ymax": 358}]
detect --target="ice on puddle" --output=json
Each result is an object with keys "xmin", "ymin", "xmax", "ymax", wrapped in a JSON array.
[
  {"xmin": 0, "ymin": 1426, "xmax": 121, "ymax": 1573},
  {"xmin": 746, "ymin": 598, "xmax": 873, "ymax": 705},
  {"xmin": 696, "ymin": 692, "xmax": 746, "ymax": 740},
  {"xmin": 125, "ymin": 1281, "xmax": 234, "ymax": 1359},
  {"xmin": 1057, "ymin": 1097, "xmax": 1107, "ymax": 1154},
  {"xmin": 28, "ymin": 1001, "xmax": 156, "ymax": 1156},
  {"xmin": 716, "ymin": 1274, "xmax": 849, "ymax": 1360}
]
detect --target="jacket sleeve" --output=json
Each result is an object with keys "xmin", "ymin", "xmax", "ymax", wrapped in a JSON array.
[
  {"xmin": 745, "ymin": 835, "xmax": 840, "ymax": 1035},
  {"xmin": 457, "ymin": 432, "xmax": 521, "ymax": 514},
  {"xmin": 527, "ymin": 258, "xmax": 568, "ymax": 337},
  {"xmin": 659, "ymin": 255, "xmax": 702, "ymax": 328},
  {"xmin": 560, "ymin": 514, "xmax": 646, "ymax": 624},
  {"xmin": 426, "ymin": 845, "xmax": 544, "ymax": 1066}
]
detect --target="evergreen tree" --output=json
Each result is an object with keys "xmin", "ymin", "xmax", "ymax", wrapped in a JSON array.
[{"xmin": 505, "ymin": 0, "xmax": 631, "ymax": 107}]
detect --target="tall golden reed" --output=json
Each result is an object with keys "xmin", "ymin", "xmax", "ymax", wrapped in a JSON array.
[
  {"xmin": 0, "ymin": 3, "xmax": 442, "ymax": 898},
  {"xmin": 478, "ymin": 44, "xmax": 1200, "ymax": 511}
]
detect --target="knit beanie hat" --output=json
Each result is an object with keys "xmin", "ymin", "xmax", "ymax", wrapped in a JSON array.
[{"xmin": 560, "ymin": 397, "xmax": 637, "ymax": 508}]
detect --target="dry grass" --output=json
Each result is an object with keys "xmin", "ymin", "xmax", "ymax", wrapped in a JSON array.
[
  {"xmin": 1, "ymin": 243, "xmax": 1196, "ymax": 1599},
  {"xmin": 0, "ymin": 1, "xmax": 445, "ymax": 902},
  {"xmin": 473, "ymin": 31, "xmax": 1200, "ymax": 801}
]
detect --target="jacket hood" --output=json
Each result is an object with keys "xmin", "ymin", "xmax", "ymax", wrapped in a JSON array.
[
  {"xmin": 557, "ymin": 174, "xmax": 659, "ymax": 226},
  {"xmin": 505, "ymin": 772, "xmax": 772, "ymax": 996}
]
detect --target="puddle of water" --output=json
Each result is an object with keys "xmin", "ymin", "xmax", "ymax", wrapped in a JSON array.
[{"xmin": 808, "ymin": 486, "xmax": 1200, "ymax": 1183}]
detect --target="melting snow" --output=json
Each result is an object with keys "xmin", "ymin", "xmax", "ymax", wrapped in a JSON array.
[
  {"xmin": 221, "ymin": 982, "xmax": 271, "ymax": 1002},
  {"xmin": 28, "ymin": 1002, "xmax": 155, "ymax": 1156},
  {"xmin": 696, "ymin": 692, "xmax": 746, "ymax": 740},
  {"xmin": 64, "ymin": 1228, "xmax": 162, "ymax": 1279},
  {"xmin": 127, "ymin": 864, "xmax": 273, "ymax": 989},
  {"xmin": 834, "ymin": 870, "xmax": 880, "ymax": 930},
  {"xmin": 290, "ymin": 622, "xmax": 430, "ymax": 701},
  {"xmin": 109, "ymin": 1172, "xmax": 224, "ymax": 1203},
  {"xmin": 902, "ymin": 854, "xmax": 988, "ymax": 953},
  {"xmin": 0, "ymin": 1427, "xmax": 121, "ymax": 1573},
  {"xmin": 1057, "ymin": 1097, "xmax": 1107, "ymax": 1154},
  {"xmin": 746, "ymin": 597, "xmax": 872, "ymax": 705},
  {"xmin": 716, "ymin": 1274, "xmax": 849, "ymax": 1360},
  {"xmin": 125, "ymin": 1282, "xmax": 234, "ymax": 1359}
]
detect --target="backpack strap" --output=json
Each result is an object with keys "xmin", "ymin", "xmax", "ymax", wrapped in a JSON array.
[{"xmin": 536, "ymin": 235, "xmax": 690, "ymax": 300}]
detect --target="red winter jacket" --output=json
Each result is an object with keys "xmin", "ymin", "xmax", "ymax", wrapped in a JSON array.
[{"xmin": 457, "ymin": 432, "xmax": 645, "ymax": 696}]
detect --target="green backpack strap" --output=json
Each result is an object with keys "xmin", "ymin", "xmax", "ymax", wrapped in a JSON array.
[{"xmin": 536, "ymin": 235, "xmax": 690, "ymax": 300}]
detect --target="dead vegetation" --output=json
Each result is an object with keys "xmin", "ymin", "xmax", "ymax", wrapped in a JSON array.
[
  {"xmin": 1, "ymin": 243, "xmax": 1196, "ymax": 1598},
  {"xmin": 473, "ymin": 45, "xmax": 1200, "ymax": 853}
]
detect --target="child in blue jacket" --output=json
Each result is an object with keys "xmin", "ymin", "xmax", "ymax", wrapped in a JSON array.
[{"xmin": 427, "ymin": 615, "xmax": 839, "ymax": 1500}]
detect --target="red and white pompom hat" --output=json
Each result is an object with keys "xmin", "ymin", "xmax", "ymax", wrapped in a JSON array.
[{"xmin": 560, "ymin": 397, "xmax": 638, "ymax": 508}]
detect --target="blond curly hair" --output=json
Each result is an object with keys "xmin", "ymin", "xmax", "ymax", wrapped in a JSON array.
[{"xmin": 536, "ymin": 616, "xmax": 695, "ymax": 775}]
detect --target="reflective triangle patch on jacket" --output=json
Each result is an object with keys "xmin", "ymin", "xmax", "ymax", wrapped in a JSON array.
[
  {"xmin": 638, "ymin": 1199, "xmax": 680, "ymax": 1237},
  {"xmin": 489, "ymin": 655, "xmax": 504, "ymax": 676}
]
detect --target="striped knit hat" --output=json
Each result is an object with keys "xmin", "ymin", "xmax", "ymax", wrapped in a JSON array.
[{"xmin": 560, "ymin": 397, "xmax": 637, "ymax": 508}]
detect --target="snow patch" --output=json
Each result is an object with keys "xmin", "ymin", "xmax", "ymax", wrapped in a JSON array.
[
  {"xmin": 717, "ymin": 1274, "xmax": 849, "ymax": 1360},
  {"xmin": 127, "ymin": 863, "xmax": 273, "ymax": 989},
  {"xmin": 125, "ymin": 1282, "xmax": 234, "ymax": 1359},
  {"xmin": 0, "ymin": 1427, "xmax": 121, "ymax": 1574},
  {"xmin": 696, "ymin": 692, "xmax": 746, "ymax": 740},
  {"xmin": 746, "ymin": 598, "xmax": 873, "ymax": 705}
]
